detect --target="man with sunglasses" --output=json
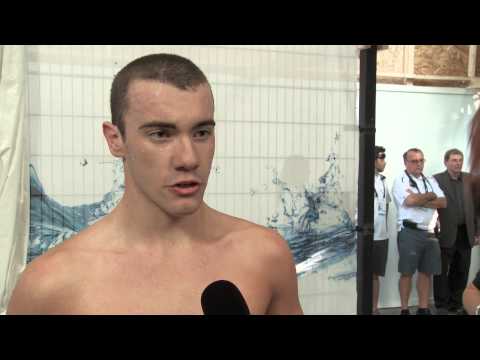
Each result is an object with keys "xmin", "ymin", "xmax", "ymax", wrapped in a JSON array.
[
  {"xmin": 372, "ymin": 146, "xmax": 391, "ymax": 314},
  {"xmin": 433, "ymin": 149, "xmax": 479, "ymax": 315},
  {"xmin": 392, "ymin": 148, "xmax": 446, "ymax": 315}
]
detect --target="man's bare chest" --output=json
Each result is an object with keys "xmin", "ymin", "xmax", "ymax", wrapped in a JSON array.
[{"xmin": 64, "ymin": 257, "xmax": 271, "ymax": 314}]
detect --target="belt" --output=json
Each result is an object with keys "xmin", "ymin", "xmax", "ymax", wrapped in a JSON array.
[
  {"xmin": 402, "ymin": 220, "xmax": 422, "ymax": 230},
  {"xmin": 402, "ymin": 220, "xmax": 436, "ymax": 238}
]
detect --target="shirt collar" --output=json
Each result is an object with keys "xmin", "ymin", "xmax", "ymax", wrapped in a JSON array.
[{"xmin": 447, "ymin": 170, "xmax": 462, "ymax": 181}]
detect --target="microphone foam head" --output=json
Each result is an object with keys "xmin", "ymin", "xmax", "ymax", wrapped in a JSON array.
[{"xmin": 200, "ymin": 280, "xmax": 250, "ymax": 315}]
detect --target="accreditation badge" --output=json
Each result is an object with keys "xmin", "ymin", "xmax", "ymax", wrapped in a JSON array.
[{"xmin": 378, "ymin": 200, "xmax": 387, "ymax": 215}]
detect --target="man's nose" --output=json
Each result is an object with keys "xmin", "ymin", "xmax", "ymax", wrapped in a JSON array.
[{"xmin": 173, "ymin": 136, "xmax": 199, "ymax": 171}]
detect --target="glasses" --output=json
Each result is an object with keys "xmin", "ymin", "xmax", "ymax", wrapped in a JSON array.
[
  {"xmin": 376, "ymin": 153, "xmax": 386, "ymax": 160},
  {"xmin": 407, "ymin": 159, "xmax": 425, "ymax": 164}
]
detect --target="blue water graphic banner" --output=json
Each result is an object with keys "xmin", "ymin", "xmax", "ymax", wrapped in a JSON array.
[{"xmin": 29, "ymin": 153, "xmax": 356, "ymax": 280}]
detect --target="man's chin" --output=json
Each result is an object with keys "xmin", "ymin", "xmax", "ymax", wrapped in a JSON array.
[{"xmin": 168, "ymin": 202, "xmax": 203, "ymax": 217}]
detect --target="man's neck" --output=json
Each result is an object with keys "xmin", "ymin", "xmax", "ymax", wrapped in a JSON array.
[
  {"xmin": 407, "ymin": 170, "xmax": 422, "ymax": 179},
  {"xmin": 111, "ymin": 192, "xmax": 212, "ymax": 249},
  {"xmin": 447, "ymin": 169, "xmax": 461, "ymax": 180}
]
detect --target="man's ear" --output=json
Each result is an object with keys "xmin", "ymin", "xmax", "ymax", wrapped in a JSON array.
[{"xmin": 103, "ymin": 122, "xmax": 126, "ymax": 158}]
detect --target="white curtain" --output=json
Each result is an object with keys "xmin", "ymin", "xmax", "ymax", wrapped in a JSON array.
[{"xmin": 0, "ymin": 45, "xmax": 29, "ymax": 314}]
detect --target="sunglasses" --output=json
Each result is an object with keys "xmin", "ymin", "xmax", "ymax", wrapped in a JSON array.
[{"xmin": 376, "ymin": 153, "xmax": 386, "ymax": 159}]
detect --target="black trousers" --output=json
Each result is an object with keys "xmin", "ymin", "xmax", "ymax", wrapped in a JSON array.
[{"xmin": 433, "ymin": 225, "xmax": 471, "ymax": 309}]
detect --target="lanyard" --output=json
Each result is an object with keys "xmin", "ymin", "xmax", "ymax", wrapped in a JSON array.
[
  {"xmin": 374, "ymin": 175, "xmax": 386, "ymax": 199},
  {"xmin": 404, "ymin": 170, "xmax": 432, "ymax": 194}
]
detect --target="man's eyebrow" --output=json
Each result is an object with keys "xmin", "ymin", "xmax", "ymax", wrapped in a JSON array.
[
  {"xmin": 194, "ymin": 120, "xmax": 216, "ymax": 128},
  {"xmin": 138, "ymin": 121, "xmax": 176, "ymax": 130},
  {"xmin": 138, "ymin": 120, "xmax": 215, "ymax": 131}
]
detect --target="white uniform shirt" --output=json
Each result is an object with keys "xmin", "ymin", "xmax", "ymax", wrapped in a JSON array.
[
  {"xmin": 392, "ymin": 171, "xmax": 445, "ymax": 232},
  {"xmin": 374, "ymin": 173, "xmax": 391, "ymax": 240}
]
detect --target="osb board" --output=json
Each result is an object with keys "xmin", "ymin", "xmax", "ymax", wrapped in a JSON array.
[
  {"xmin": 377, "ymin": 76, "xmax": 408, "ymax": 85},
  {"xmin": 476, "ymin": 45, "xmax": 480, "ymax": 77},
  {"xmin": 414, "ymin": 45, "xmax": 469, "ymax": 76},
  {"xmin": 377, "ymin": 45, "xmax": 405, "ymax": 74},
  {"xmin": 411, "ymin": 79, "xmax": 470, "ymax": 88}
]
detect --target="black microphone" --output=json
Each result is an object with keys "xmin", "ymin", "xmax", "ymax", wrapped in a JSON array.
[{"xmin": 200, "ymin": 280, "xmax": 250, "ymax": 315}]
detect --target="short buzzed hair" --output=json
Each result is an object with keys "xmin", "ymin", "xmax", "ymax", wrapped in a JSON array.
[
  {"xmin": 110, "ymin": 53, "xmax": 210, "ymax": 137},
  {"xmin": 444, "ymin": 148, "xmax": 463, "ymax": 162},
  {"xmin": 403, "ymin": 148, "xmax": 423, "ymax": 162}
]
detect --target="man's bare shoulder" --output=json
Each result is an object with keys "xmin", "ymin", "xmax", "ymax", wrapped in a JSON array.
[
  {"xmin": 7, "ymin": 220, "xmax": 108, "ymax": 314},
  {"xmin": 214, "ymin": 211, "xmax": 292, "ymax": 261},
  {"xmin": 7, "ymin": 243, "xmax": 81, "ymax": 314}
]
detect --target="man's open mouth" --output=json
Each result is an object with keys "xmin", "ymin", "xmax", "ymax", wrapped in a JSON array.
[
  {"xmin": 170, "ymin": 181, "xmax": 201, "ymax": 196},
  {"xmin": 173, "ymin": 181, "xmax": 200, "ymax": 188}
]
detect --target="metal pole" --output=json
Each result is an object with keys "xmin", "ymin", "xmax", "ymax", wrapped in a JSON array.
[{"xmin": 356, "ymin": 46, "xmax": 377, "ymax": 315}]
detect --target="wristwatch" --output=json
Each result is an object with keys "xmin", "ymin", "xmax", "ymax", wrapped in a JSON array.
[{"xmin": 476, "ymin": 304, "xmax": 480, "ymax": 315}]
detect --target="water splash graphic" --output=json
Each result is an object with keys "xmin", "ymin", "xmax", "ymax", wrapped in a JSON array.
[
  {"xmin": 267, "ymin": 152, "xmax": 356, "ymax": 278},
  {"xmin": 28, "ymin": 151, "xmax": 357, "ymax": 280},
  {"xmin": 28, "ymin": 161, "xmax": 125, "ymax": 263}
]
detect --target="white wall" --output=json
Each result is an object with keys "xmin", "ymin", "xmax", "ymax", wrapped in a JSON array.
[{"xmin": 376, "ymin": 84, "xmax": 480, "ymax": 309}]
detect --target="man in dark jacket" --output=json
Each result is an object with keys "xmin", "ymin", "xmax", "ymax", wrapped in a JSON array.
[{"xmin": 433, "ymin": 149, "xmax": 480, "ymax": 314}]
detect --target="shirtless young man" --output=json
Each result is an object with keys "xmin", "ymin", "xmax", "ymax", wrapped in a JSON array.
[{"xmin": 7, "ymin": 54, "xmax": 303, "ymax": 315}]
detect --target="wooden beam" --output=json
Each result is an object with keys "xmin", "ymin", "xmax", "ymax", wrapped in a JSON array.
[
  {"xmin": 468, "ymin": 45, "xmax": 477, "ymax": 78},
  {"xmin": 405, "ymin": 45, "xmax": 415, "ymax": 78},
  {"xmin": 377, "ymin": 72, "xmax": 476, "ymax": 82}
]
